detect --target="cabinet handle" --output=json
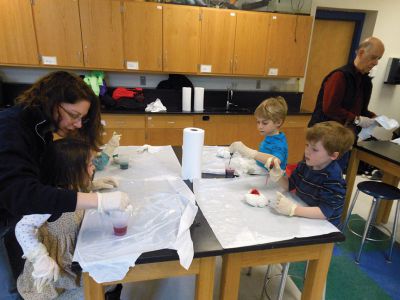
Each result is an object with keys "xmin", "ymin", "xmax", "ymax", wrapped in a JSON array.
[
  {"xmin": 167, "ymin": 121, "xmax": 175, "ymax": 124},
  {"xmin": 234, "ymin": 56, "xmax": 238, "ymax": 72},
  {"xmin": 164, "ymin": 50, "xmax": 167, "ymax": 69},
  {"xmin": 158, "ymin": 55, "xmax": 162, "ymax": 69},
  {"xmin": 230, "ymin": 59, "xmax": 233, "ymax": 73}
]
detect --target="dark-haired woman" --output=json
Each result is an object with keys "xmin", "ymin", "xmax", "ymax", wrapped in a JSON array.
[{"xmin": 0, "ymin": 71, "xmax": 128, "ymax": 299}]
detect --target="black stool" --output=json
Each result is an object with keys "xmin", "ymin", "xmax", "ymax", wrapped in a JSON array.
[{"xmin": 342, "ymin": 181, "xmax": 400, "ymax": 264}]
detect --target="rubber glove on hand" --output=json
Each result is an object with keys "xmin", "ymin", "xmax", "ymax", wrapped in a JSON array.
[
  {"xmin": 273, "ymin": 192, "xmax": 297, "ymax": 216},
  {"xmin": 97, "ymin": 191, "xmax": 129, "ymax": 213},
  {"xmin": 25, "ymin": 243, "xmax": 59, "ymax": 293},
  {"xmin": 357, "ymin": 116, "xmax": 376, "ymax": 128},
  {"xmin": 229, "ymin": 141, "xmax": 257, "ymax": 159},
  {"xmin": 103, "ymin": 132, "xmax": 121, "ymax": 157},
  {"xmin": 265, "ymin": 157, "xmax": 284, "ymax": 182},
  {"xmin": 91, "ymin": 177, "xmax": 119, "ymax": 191}
]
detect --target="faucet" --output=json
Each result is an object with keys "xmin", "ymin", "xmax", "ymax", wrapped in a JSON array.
[{"xmin": 226, "ymin": 88, "xmax": 235, "ymax": 111}]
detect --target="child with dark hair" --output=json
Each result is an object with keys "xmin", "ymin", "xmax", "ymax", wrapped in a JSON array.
[
  {"xmin": 15, "ymin": 138, "xmax": 118, "ymax": 299},
  {"xmin": 271, "ymin": 121, "xmax": 355, "ymax": 226}
]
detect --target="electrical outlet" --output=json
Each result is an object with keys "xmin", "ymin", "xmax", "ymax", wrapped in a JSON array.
[
  {"xmin": 140, "ymin": 76, "xmax": 146, "ymax": 86},
  {"xmin": 256, "ymin": 80, "xmax": 261, "ymax": 89}
]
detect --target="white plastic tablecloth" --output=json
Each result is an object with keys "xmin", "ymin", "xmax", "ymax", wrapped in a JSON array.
[{"xmin": 194, "ymin": 176, "xmax": 339, "ymax": 249}]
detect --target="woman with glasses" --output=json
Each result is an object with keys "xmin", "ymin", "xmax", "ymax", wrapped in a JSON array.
[{"xmin": 0, "ymin": 71, "xmax": 129, "ymax": 299}]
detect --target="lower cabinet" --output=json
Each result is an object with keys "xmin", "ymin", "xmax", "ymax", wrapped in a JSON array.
[
  {"xmin": 101, "ymin": 113, "xmax": 309, "ymax": 164},
  {"xmin": 101, "ymin": 114, "xmax": 146, "ymax": 146}
]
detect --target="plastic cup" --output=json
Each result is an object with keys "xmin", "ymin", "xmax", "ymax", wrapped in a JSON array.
[
  {"xmin": 109, "ymin": 211, "xmax": 129, "ymax": 236},
  {"xmin": 225, "ymin": 162, "xmax": 235, "ymax": 178},
  {"xmin": 119, "ymin": 154, "xmax": 129, "ymax": 170}
]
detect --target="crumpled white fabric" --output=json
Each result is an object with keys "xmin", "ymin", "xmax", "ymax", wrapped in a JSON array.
[
  {"xmin": 216, "ymin": 147, "xmax": 231, "ymax": 159},
  {"xmin": 137, "ymin": 144, "xmax": 161, "ymax": 154},
  {"xmin": 244, "ymin": 189, "xmax": 269, "ymax": 207},
  {"xmin": 391, "ymin": 137, "xmax": 400, "ymax": 145},
  {"xmin": 145, "ymin": 98, "xmax": 167, "ymax": 112},
  {"xmin": 358, "ymin": 115, "xmax": 399, "ymax": 141}
]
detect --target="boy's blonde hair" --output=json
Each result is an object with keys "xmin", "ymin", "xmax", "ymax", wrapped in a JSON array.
[
  {"xmin": 254, "ymin": 96, "xmax": 288, "ymax": 125},
  {"xmin": 306, "ymin": 121, "xmax": 354, "ymax": 158}
]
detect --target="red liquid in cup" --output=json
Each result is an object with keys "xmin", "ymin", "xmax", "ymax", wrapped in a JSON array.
[{"xmin": 113, "ymin": 226, "xmax": 127, "ymax": 236}]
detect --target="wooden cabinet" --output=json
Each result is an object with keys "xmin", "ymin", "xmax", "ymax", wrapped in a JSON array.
[
  {"xmin": 193, "ymin": 115, "xmax": 240, "ymax": 146},
  {"xmin": 123, "ymin": 1, "xmax": 162, "ymax": 71},
  {"xmin": 280, "ymin": 115, "xmax": 310, "ymax": 164},
  {"xmin": 79, "ymin": 0, "xmax": 124, "ymax": 69},
  {"xmin": 101, "ymin": 114, "xmax": 146, "ymax": 146},
  {"xmin": 163, "ymin": 4, "xmax": 200, "ymax": 73},
  {"xmin": 265, "ymin": 14, "xmax": 312, "ymax": 77},
  {"xmin": 146, "ymin": 115, "xmax": 193, "ymax": 145},
  {"xmin": 199, "ymin": 8, "xmax": 236, "ymax": 75},
  {"xmin": 0, "ymin": 0, "xmax": 38, "ymax": 65},
  {"xmin": 233, "ymin": 11, "xmax": 270, "ymax": 76},
  {"xmin": 33, "ymin": 0, "xmax": 84, "ymax": 67}
]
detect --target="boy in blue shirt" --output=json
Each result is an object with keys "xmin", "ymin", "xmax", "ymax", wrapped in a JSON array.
[
  {"xmin": 272, "ymin": 121, "xmax": 354, "ymax": 226},
  {"xmin": 230, "ymin": 96, "xmax": 288, "ymax": 171}
]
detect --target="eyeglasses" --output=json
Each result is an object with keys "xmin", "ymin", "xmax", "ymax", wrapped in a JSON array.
[{"xmin": 59, "ymin": 105, "xmax": 89, "ymax": 125}]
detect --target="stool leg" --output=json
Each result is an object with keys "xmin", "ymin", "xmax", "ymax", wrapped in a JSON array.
[
  {"xmin": 342, "ymin": 189, "xmax": 360, "ymax": 232},
  {"xmin": 277, "ymin": 263, "xmax": 290, "ymax": 300},
  {"xmin": 356, "ymin": 197, "xmax": 378, "ymax": 264},
  {"xmin": 386, "ymin": 199, "xmax": 400, "ymax": 263}
]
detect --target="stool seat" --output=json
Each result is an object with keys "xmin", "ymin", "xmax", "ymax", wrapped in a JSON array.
[{"xmin": 357, "ymin": 181, "xmax": 400, "ymax": 200}]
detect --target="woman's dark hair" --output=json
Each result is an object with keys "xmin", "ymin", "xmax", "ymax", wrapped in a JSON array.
[
  {"xmin": 16, "ymin": 71, "xmax": 102, "ymax": 151},
  {"xmin": 40, "ymin": 138, "xmax": 92, "ymax": 192}
]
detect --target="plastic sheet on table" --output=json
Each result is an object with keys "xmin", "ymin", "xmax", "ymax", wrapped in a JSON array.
[
  {"xmin": 74, "ymin": 178, "xmax": 197, "ymax": 283},
  {"xmin": 194, "ymin": 177, "xmax": 339, "ymax": 249}
]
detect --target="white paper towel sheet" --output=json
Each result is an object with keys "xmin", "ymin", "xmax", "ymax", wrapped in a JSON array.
[
  {"xmin": 181, "ymin": 128, "xmax": 204, "ymax": 180},
  {"xmin": 73, "ymin": 178, "xmax": 198, "ymax": 283},
  {"xmin": 194, "ymin": 177, "xmax": 339, "ymax": 249},
  {"xmin": 182, "ymin": 87, "xmax": 192, "ymax": 112},
  {"xmin": 194, "ymin": 87, "xmax": 204, "ymax": 112},
  {"xmin": 98, "ymin": 146, "xmax": 182, "ymax": 180}
]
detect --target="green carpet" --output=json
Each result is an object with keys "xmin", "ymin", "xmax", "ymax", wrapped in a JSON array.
[{"xmin": 289, "ymin": 214, "xmax": 399, "ymax": 300}]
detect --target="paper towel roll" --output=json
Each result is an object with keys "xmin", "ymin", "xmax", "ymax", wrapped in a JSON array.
[
  {"xmin": 181, "ymin": 127, "xmax": 204, "ymax": 180},
  {"xmin": 194, "ymin": 87, "xmax": 204, "ymax": 112},
  {"xmin": 182, "ymin": 87, "xmax": 192, "ymax": 112}
]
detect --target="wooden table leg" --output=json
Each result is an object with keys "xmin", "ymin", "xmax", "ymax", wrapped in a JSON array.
[
  {"xmin": 302, "ymin": 243, "xmax": 333, "ymax": 300},
  {"xmin": 83, "ymin": 272, "xmax": 105, "ymax": 300},
  {"xmin": 376, "ymin": 173, "xmax": 400, "ymax": 224},
  {"xmin": 343, "ymin": 149, "xmax": 360, "ymax": 223},
  {"xmin": 195, "ymin": 257, "xmax": 216, "ymax": 300},
  {"xmin": 220, "ymin": 253, "xmax": 242, "ymax": 300}
]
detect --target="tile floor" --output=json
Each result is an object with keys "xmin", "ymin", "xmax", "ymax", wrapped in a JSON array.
[{"xmin": 121, "ymin": 176, "xmax": 400, "ymax": 300}]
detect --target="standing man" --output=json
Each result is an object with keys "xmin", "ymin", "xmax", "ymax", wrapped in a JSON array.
[{"xmin": 308, "ymin": 36, "xmax": 385, "ymax": 169}]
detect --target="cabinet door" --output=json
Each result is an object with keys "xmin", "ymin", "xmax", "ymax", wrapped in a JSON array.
[
  {"xmin": 101, "ymin": 114, "xmax": 146, "ymax": 146},
  {"xmin": 80, "ymin": 0, "xmax": 123, "ymax": 69},
  {"xmin": 146, "ymin": 115, "xmax": 193, "ymax": 146},
  {"xmin": 233, "ymin": 11, "xmax": 269, "ymax": 76},
  {"xmin": 0, "ymin": 0, "xmax": 38, "ymax": 65},
  {"xmin": 163, "ymin": 5, "xmax": 200, "ymax": 73},
  {"xmin": 33, "ymin": 0, "xmax": 83, "ymax": 67},
  {"xmin": 280, "ymin": 115, "xmax": 310, "ymax": 164},
  {"xmin": 193, "ymin": 115, "xmax": 239, "ymax": 146},
  {"xmin": 199, "ymin": 8, "xmax": 236, "ymax": 75},
  {"xmin": 123, "ymin": 1, "xmax": 162, "ymax": 71},
  {"xmin": 265, "ymin": 14, "xmax": 312, "ymax": 77}
]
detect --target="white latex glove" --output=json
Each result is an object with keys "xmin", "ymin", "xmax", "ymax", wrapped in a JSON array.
[
  {"xmin": 357, "ymin": 116, "xmax": 376, "ymax": 128},
  {"xmin": 25, "ymin": 243, "xmax": 59, "ymax": 293},
  {"xmin": 265, "ymin": 157, "xmax": 284, "ymax": 182},
  {"xmin": 103, "ymin": 132, "xmax": 121, "ymax": 157},
  {"xmin": 91, "ymin": 177, "xmax": 119, "ymax": 191},
  {"xmin": 229, "ymin": 141, "xmax": 257, "ymax": 159},
  {"xmin": 273, "ymin": 192, "xmax": 297, "ymax": 216},
  {"xmin": 245, "ymin": 189, "xmax": 269, "ymax": 207},
  {"xmin": 97, "ymin": 191, "xmax": 129, "ymax": 213}
]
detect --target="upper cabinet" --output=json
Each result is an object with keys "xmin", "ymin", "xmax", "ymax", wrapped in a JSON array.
[
  {"xmin": 163, "ymin": 4, "xmax": 201, "ymax": 73},
  {"xmin": 33, "ymin": 0, "xmax": 84, "ymax": 67},
  {"xmin": 123, "ymin": 1, "xmax": 163, "ymax": 72},
  {"xmin": 199, "ymin": 8, "xmax": 236, "ymax": 75},
  {"xmin": 0, "ymin": 0, "xmax": 38, "ymax": 65},
  {"xmin": 265, "ymin": 14, "xmax": 312, "ymax": 77},
  {"xmin": 79, "ymin": 0, "xmax": 124, "ymax": 69}
]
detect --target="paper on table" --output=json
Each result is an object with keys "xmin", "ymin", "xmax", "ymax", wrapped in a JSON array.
[{"xmin": 359, "ymin": 115, "xmax": 399, "ymax": 141}]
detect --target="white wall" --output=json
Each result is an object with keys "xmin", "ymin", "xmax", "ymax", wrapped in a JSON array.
[{"xmin": 311, "ymin": 0, "xmax": 400, "ymax": 121}]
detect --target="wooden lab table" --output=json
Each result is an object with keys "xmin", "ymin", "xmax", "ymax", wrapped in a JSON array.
[
  {"xmin": 344, "ymin": 141, "xmax": 400, "ymax": 224},
  {"xmin": 81, "ymin": 147, "xmax": 344, "ymax": 300}
]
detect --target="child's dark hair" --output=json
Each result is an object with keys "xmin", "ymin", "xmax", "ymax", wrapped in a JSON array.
[
  {"xmin": 40, "ymin": 138, "xmax": 92, "ymax": 192},
  {"xmin": 306, "ymin": 121, "xmax": 355, "ymax": 158},
  {"xmin": 254, "ymin": 96, "xmax": 288, "ymax": 125}
]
